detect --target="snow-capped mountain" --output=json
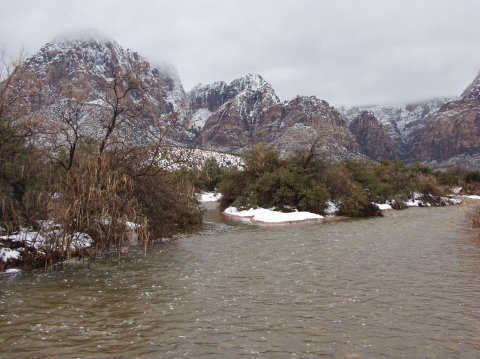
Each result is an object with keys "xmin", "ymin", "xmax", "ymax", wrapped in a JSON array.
[
  {"xmin": 259, "ymin": 96, "xmax": 362, "ymax": 160},
  {"xmin": 8, "ymin": 34, "xmax": 480, "ymax": 167},
  {"xmin": 408, "ymin": 73, "xmax": 480, "ymax": 167},
  {"xmin": 460, "ymin": 71, "xmax": 480, "ymax": 102},
  {"xmin": 14, "ymin": 34, "xmax": 192, "ymax": 144},
  {"xmin": 193, "ymin": 74, "xmax": 280, "ymax": 148},
  {"xmin": 348, "ymin": 111, "xmax": 404, "ymax": 161},
  {"xmin": 189, "ymin": 73, "xmax": 280, "ymax": 132},
  {"xmin": 191, "ymin": 75, "xmax": 362, "ymax": 159},
  {"xmin": 339, "ymin": 99, "xmax": 448, "ymax": 146}
]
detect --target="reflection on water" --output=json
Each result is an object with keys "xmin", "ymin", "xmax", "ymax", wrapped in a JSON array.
[{"xmin": 2, "ymin": 204, "xmax": 480, "ymax": 358}]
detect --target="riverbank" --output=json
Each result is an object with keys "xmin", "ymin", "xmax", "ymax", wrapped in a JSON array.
[
  {"xmin": 222, "ymin": 192, "xmax": 467, "ymax": 224},
  {"xmin": 1, "ymin": 191, "xmax": 478, "ymax": 273}
]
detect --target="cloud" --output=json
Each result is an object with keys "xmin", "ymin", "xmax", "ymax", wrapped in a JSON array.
[{"xmin": 2, "ymin": 0, "xmax": 480, "ymax": 106}]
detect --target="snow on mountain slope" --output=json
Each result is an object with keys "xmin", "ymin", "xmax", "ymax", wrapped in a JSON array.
[
  {"xmin": 339, "ymin": 98, "xmax": 449, "ymax": 145},
  {"xmin": 16, "ymin": 34, "xmax": 192, "ymax": 144}
]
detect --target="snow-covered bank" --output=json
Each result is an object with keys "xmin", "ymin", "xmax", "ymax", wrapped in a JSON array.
[
  {"xmin": 0, "ymin": 229, "xmax": 94, "ymax": 270},
  {"xmin": 224, "ymin": 193, "xmax": 470, "ymax": 224},
  {"xmin": 462, "ymin": 194, "xmax": 480, "ymax": 200},
  {"xmin": 374, "ymin": 193, "xmax": 463, "ymax": 210},
  {"xmin": 198, "ymin": 192, "xmax": 222, "ymax": 202},
  {"xmin": 0, "ymin": 230, "xmax": 93, "ymax": 253},
  {"xmin": 376, "ymin": 203, "xmax": 393, "ymax": 210},
  {"xmin": 224, "ymin": 207, "xmax": 323, "ymax": 223}
]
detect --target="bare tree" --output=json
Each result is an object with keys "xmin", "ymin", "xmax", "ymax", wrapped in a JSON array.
[
  {"xmin": 0, "ymin": 49, "xmax": 26, "ymax": 119},
  {"xmin": 47, "ymin": 98, "xmax": 89, "ymax": 171},
  {"xmin": 96, "ymin": 61, "xmax": 149, "ymax": 157}
]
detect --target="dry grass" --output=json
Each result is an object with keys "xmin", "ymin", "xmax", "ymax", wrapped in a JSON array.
[{"xmin": 467, "ymin": 205, "xmax": 480, "ymax": 228}]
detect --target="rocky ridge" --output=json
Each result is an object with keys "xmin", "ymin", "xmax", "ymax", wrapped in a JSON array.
[
  {"xmin": 13, "ymin": 35, "xmax": 193, "ymax": 144},
  {"xmin": 348, "ymin": 111, "xmax": 403, "ymax": 161},
  {"xmin": 190, "ymin": 76, "xmax": 362, "ymax": 159},
  {"xmin": 408, "ymin": 72, "xmax": 480, "ymax": 167},
  {"xmin": 9, "ymin": 35, "xmax": 480, "ymax": 167}
]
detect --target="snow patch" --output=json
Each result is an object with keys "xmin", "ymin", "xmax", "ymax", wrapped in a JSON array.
[
  {"xmin": 192, "ymin": 109, "xmax": 212, "ymax": 130},
  {"xmin": 376, "ymin": 203, "xmax": 393, "ymax": 210},
  {"xmin": 125, "ymin": 221, "xmax": 140, "ymax": 230},
  {"xmin": 0, "ymin": 229, "xmax": 93, "ymax": 253},
  {"xmin": 71, "ymin": 232, "xmax": 94, "ymax": 249},
  {"xmin": 198, "ymin": 192, "xmax": 222, "ymax": 202},
  {"xmin": 224, "ymin": 207, "xmax": 323, "ymax": 223},
  {"xmin": 158, "ymin": 147, "xmax": 243, "ymax": 170},
  {"xmin": 325, "ymin": 201, "xmax": 339, "ymax": 214},
  {"xmin": 0, "ymin": 231, "xmax": 47, "ymax": 250},
  {"xmin": 446, "ymin": 197, "xmax": 462, "ymax": 204},
  {"xmin": 0, "ymin": 248, "xmax": 21, "ymax": 262},
  {"xmin": 463, "ymin": 195, "xmax": 480, "ymax": 199},
  {"xmin": 4, "ymin": 268, "xmax": 21, "ymax": 274}
]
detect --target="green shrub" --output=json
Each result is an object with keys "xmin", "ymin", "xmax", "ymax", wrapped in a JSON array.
[
  {"xmin": 325, "ymin": 164, "xmax": 356, "ymax": 200},
  {"xmin": 242, "ymin": 144, "xmax": 281, "ymax": 178},
  {"xmin": 249, "ymin": 167, "xmax": 302, "ymax": 210},
  {"xmin": 298, "ymin": 183, "xmax": 330, "ymax": 214},
  {"xmin": 218, "ymin": 170, "xmax": 247, "ymax": 210},
  {"xmin": 337, "ymin": 188, "xmax": 383, "ymax": 217},
  {"xmin": 201, "ymin": 157, "xmax": 223, "ymax": 191},
  {"xmin": 435, "ymin": 166, "xmax": 466, "ymax": 186},
  {"xmin": 465, "ymin": 170, "xmax": 480, "ymax": 184}
]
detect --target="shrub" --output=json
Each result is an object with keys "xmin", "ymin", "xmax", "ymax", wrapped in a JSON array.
[
  {"xmin": 218, "ymin": 169, "xmax": 248, "ymax": 210},
  {"xmin": 415, "ymin": 173, "xmax": 445, "ymax": 197},
  {"xmin": 337, "ymin": 188, "xmax": 383, "ymax": 217},
  {"xmin": 468, "ymin": 205, "xmax": 480, "ymax": 228},
  {"xmin": 298, "ymin": 183, "xmax": 330, "ymax": 214},
  {"xmin": 242, "ymin": 144, "xmax": 281, "ymax": 178},
  {"xmin": 200, "ymin": 157, "xmax": 223, "ymax": 191},
  {"xmin": 48, "ymin": 155, "xmax": 143, "ymax": 253},
  {"xmin": 249, "ymin": 167, "xmax": 302, "ymax": 210},
  {"xmin": 465, "ymin": 170, "xmax": 480, "ymax": 184},
  {"xmin": 325, "ymin": 164, "xmax": 355, "ymax": 200},
  {"xmin": 390, "ymin": 198, "xmax": 408, "ymax": 210},
  {"xmin": 435, "ymin": 166, "xmax": 466, "ymax": 186}
]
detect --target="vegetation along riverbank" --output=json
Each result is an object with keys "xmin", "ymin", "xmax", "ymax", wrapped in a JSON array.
[{"xmin": 2, "ymin": 53, "xmax": 480, "ymax": 272}]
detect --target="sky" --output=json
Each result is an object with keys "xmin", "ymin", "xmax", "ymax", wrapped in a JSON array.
[{"xmin": 2, "ymin": 0, "xmax": 480, "ymax": 106}]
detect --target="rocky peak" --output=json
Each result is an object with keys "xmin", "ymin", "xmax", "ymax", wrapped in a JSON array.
[
  {"xmin": 408, "ymin": 71, "xmax": 480, "ymax": 167},
  {"xmin": 189, "ymin": 81, "xmax": 230, "ymax": 113},
  {"xmin": 189, "ymin": 73, "xmax": 279, "ymax": 112},
  {"xmin": 229, "ymin": 73, "xmax": 273, "ymax": 94},
  {"xmin": 197, "ymin": 74, "xmax": 281, "ymax": 148},
  {"xmin": 283, "ymin": 96, "xmax": 347, "ymax": 129},
  {"xmin": 349, "ymin": 111, "xmax": 404, "ymax": 160},
  {"xmin": 189, "ymin": 73, "xmax": 280, "ymax": 136},
  {"xmin": 29, "ymin": 36, "xmax": 131, "ymax": 75},
  {"xmin": 340, "ymin": 98, "xmax": 448, "ymax": 146},
  {"xmin": 460, "ymin": 71, "xmax": 480, "ymax": 102},
  {"xmin": 15, "ymin": 35, "xmax": 191, "ymax": 143}
]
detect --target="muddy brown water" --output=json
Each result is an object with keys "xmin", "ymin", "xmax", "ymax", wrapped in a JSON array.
[{"xmin": 1, "ymin": 203, "xmax": 480, "ymax": 358}]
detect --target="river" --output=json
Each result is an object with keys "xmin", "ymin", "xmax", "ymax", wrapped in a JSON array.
[{"xmin": 1, "ymin": 203, "xmax": 480, "ymax": 358}]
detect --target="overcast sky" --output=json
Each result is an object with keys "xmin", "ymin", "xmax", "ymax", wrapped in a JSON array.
[{"xmin": 2, "ymin": 0, "xmax": 480, "ymax": 106}]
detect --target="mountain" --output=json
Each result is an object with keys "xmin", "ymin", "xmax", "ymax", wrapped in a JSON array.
[
  {"xmin": 258, "ymin": 96, "xmax": 362, "ymax": 160},
  {"xmin": 190, "ymin": 75, "xmax": 362, "ymax": 159},
  {"xmin": 348, "ymin": 111, "xmax": 403, "ymax": 161},
  {"xmin": 11, "ymin": 34, "xmax": 192, "ymax": 144},
  {"xmin": 9, "ymin": 34, "xmax": 480, "ymax": 167},
  {"xmin": 191, "ymin": 73, "xmax": 281, "ymax": 147},
  {"xmin": 408, "ymin": 72, "xmax": 480, "ymax": 167},
  {"xmin": 339, "ymin": 98, "xmax": 448, "ymax": 162}
]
